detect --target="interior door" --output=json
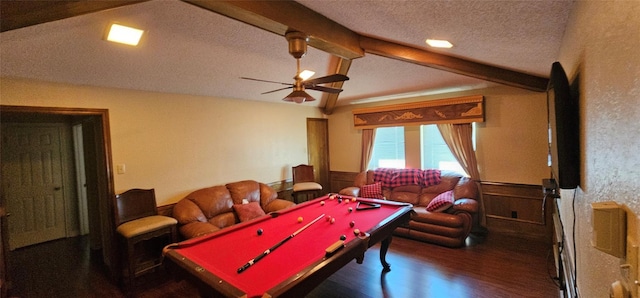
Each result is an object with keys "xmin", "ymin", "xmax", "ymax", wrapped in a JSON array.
[
  {"xmin": 306, "ymin": 118, "xmax": 330, "ymax": 193},
  {"xmin": 1, "ymin": 124, "xmax": 67, "ymax": 250}
]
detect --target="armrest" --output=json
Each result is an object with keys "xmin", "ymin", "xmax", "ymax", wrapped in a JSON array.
[
  {"xmin": 263, "ymin": 198, "xmax": 295, "ymax": 213},
  {"xmin": 339, "ymin": 187, "xmax": 360, "ymax": 197},
  {"xmin": 452, "ymin": 198, "xmax": 478, "ymax": 213}
]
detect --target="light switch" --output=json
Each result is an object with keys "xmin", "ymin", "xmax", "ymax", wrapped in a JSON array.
[{"xmin": 116, "ymin": 164, "xmax": 126, "ymax": 174}]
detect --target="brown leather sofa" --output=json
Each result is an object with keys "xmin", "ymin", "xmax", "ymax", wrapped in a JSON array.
[
  {"xmin": 172, "ymin": 180, "xmax": 295, "ymax": 239},
  {"xmin": 339, "ymin": 170, "xmax": 479, "ymax": 247}
]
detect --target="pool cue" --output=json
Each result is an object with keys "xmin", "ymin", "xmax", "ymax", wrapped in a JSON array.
[{"xmin": 237, "ymin": 213, "xmax": 325, "ymax": 273}]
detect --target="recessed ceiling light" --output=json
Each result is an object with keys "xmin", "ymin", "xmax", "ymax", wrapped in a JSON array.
[
  {"xmin": 426, "ymin": 39, "xmax": 453, "ymax": 48},
  {"xmin": 106, "ymin": 23, "xmax": 144, "ymax": 46}
]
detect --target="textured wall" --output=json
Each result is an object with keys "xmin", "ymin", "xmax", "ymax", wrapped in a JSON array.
[
  {"xmin": 557, "ymin": 1, "xmax": 640, "ymax": 296},
  {"xmin": 328, "ymin": 85, "xmax": 549, "ymax": 185},
  {"xmin": 0, "ymin": 77, "xmax": 323, "ymax": 205}
]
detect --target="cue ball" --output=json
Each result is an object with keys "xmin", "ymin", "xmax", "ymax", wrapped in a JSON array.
[
  {"xmin": 297, "ymin": 216, "xmax": 303, "ymax": 223},
  {"xmin": 320, "ymin": 201, "xmax": 325, "ymax": 206},
  {"xmin": 349, "ymin": 221, "xmax": 355, "ymax": 227},
  {"xmin": 340, "ymin": 235, "xmax": 347, "ymax": 240},
  {"xmin": 353, "ymin": 228, "xmax": 360, "ymax": 236},
  {"xmin": 257, "ymin": 228, "xmax": 263, "ymax": 235}
]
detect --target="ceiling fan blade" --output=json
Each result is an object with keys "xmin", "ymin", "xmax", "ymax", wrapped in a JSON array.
[
  {"xmin": 261, "ymin": 86, "xmax": 293, "ymax": 95},
  {"xmin": 240, "ymin": 77, "xmax": 293, "ymax": 86},
  {"xmin": 304, "ymin": 74, "xmax": 349, "ymax": 85},
  {"xmin": 305, "ymin": 85, "xmax": 343, "ymax": 94}
]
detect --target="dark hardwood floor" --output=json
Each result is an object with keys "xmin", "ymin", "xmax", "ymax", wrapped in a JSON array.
[{"xmin": 7, "ymin": 232, "xmax": 560, "ymax": 297}]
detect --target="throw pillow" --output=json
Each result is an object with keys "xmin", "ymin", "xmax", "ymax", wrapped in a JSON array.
[
  {"xmin": 426, "ymin": 190, "xmax": 454, "ymax": 212},
  {"xmin": 233, "ymin": 202, "xmax": 266, "ymax": 222},
  {"xmin": 360, "ymin": 182, "xmax": 383, "ymax": 199}
]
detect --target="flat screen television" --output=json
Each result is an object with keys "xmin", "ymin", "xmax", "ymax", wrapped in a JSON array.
[{"xmin": 547, "ymin": 61, "xmax": 580, "ymax": 189}]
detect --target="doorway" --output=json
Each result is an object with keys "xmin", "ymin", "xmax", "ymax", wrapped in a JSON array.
[
  {"xmin": 0, "ymin": 105, "xmax": 117, "ymax": 291},
  {"xmin": 2, "ymin": 123, "xmax": 71, "ymax": 250},
  {"xmin": 306, "ymin": 118, "xmax": 330, "ymax": 193}
]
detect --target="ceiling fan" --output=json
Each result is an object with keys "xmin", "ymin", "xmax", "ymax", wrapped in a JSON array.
[{"xmin": 241, "ymin": 31, "xmax": 349, "ymax": 103}]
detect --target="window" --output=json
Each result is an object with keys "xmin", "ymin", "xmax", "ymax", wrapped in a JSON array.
[
  {"xmin": 367, "ymin": 126, "xmax": 405, "ymax": 170},
  {"xmin": 420, "ymin": 125, "xmax": 465, "ymax": 174},
  {"xmin": 367, "ymin": 125, "xmax": 470, "ymax": 176}
]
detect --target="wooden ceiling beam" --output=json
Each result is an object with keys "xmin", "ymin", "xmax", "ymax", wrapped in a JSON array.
[
  {"xmin": 359, "ymin": 35, "xmax": 549, "ymax": 92},
  {"xmin": 0, "ymin": 1, "xmax": 148, "ymax": 32},
  {"xmin": 1, "ymin": 0, "xmax": 548, "ymax": 99},
  {"xmin": 181, "ymin": 0, "xmax": 364, "ymax": 60},
  {"xmin": 183, "ymin": 1, "xmax": 548, "ymax": 93},
  {"xmin": 323, "ymin": 58, "xmax": 353, "ymax": 115}
]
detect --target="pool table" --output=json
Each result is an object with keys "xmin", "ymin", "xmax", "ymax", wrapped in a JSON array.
[{"xmin": 163, "ymin": 195, "xmax": 412, "ymax": 298}]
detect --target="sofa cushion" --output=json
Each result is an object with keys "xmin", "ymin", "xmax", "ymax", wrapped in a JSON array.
[
  {"xmin": 177, "ymin": 186, "xmax": 233, "ymax": 221},
  {"xmin": 226, "ymin": 180, "xmax": 261, "ymax": 204},
  {"xmin": 360, "ymin": 182, "xmax": 383, "ymax": 199},
  {"xmin": 208, "ymin": 212, "xmax": 238, "ymax": 229},
  {"xmin": 233, "ymin": 202, "xmax": 266, "ymax": 222},
  {"xmin": 172, "ymin": 198, "xmax": 207, "ymax": 225},
  {"xmin": 422, "ymin": 172, "xmax": 460, "ymax": 195},
  {"xmin": 292, "ymin": 182, "xmax": 322, "ymax": 192},
  {"xmin": 179, "ymin": 222, "xmax": 220, "ymax": 239},
  {"xmin": 259, "ymin": 183, "xmax": 278, "ymax": 207},
  {"xmin": 426, "ymin": 190, "xmax": 454, "ymax": 212},
  {"xmin": 387, "ymin": 184, "xmax": 422, "ymax": 205}
]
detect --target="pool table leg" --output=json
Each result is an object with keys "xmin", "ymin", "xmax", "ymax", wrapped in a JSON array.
[{"xmin": 380, "ymin": 236, "xmax": 392, "ymax": 272}]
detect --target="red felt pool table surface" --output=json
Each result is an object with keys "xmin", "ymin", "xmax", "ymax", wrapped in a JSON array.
[{"xmin": 163, "ymin": 195, "xmax": 411, "ymax": 298}]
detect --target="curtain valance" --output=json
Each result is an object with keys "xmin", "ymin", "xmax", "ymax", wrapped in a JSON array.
[{"xmin": 352, "ymin": 95, "xmax": 484, "ymax": 129}]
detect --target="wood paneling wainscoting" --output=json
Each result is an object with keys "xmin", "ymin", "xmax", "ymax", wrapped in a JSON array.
[
  {"xmin": 330, "ymin": 172, "xmax": 555, "ymax": 243},
  {"xmin": 329, "ymin": 171, "xmax": 359, "ymax": 194},
  {"xmin": 482, "ymin": 181, "xmax": 554, "ymax": 243}
]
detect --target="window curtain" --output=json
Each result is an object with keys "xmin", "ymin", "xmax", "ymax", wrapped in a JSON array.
[
  {"xmin": 437, "ymin": 123, "xmax": 487, "ymax": 229},
  {"xmin": 360, "ymin": 128, "xmax": 376, "ymax": 172}
]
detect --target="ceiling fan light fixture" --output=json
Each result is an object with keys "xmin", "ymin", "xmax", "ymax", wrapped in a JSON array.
[{"xmin": 283, "ymin": 90, "xmax": 314, "ymax": 103}]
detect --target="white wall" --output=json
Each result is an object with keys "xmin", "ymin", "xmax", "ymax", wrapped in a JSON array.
[
  {"xmin": 328, "ymin": 85, "xmax": 550, "ymax": 185},
  {"xmin": 556, "ymin": 1, "xmax": 640, "ymax": 297},
  {"xmin": 0, "ymin": 77, "xmax": 323, "ymax": 205}
]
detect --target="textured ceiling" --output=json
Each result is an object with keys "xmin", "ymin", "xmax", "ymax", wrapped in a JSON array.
[{"xmin": 0, "ymin": 0, "xmax": 574, "ymax": 109}]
